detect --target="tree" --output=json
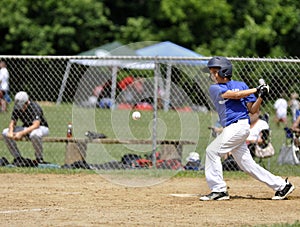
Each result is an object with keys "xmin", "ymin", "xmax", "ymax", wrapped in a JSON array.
[
  {"xmin": 117, "ymin": 17, "xmax": 157, "ymax": 43},
  {"xmin": 0, "ymin": 0, "xmax": 115, "ymax": 55},
  {"xmin": 134, "ymin": 0, "xmax": 233, "ymax": 54},
  {"xmin": 222, "ymin": 0, "xmax": 300, "ymax": 56},
  {"xmin": 1, "ymin": 0, "xmax": 300, "ymax": 57}
]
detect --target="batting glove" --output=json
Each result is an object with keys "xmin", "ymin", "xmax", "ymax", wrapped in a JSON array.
[
  {"xmin": 256, "ymin": 84, "xmax": 265, "ymax": 93},
  {"xmin": 258, "ymin": 85, "xmax": 269, "ymax": 99}
]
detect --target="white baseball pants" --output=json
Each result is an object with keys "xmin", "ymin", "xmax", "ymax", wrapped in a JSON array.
[{"xmin": 205, "ymin": 119, "xmax": 286, "ymax": 192}]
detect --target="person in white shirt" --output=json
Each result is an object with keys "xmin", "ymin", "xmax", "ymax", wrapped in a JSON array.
[
  {"xmin": 247, "ymin": 111, "xmax": 269, "ymax": 142},
  {"xmin": 291, "ymin": 115, "xmax": 300, "ymax": 150},
  {"xmin": 288, "ymin": 92, "xmax": 300, "ymax": 123},
  {"xmin": 0, "ymin": 60, "xmax": 10, "ymax": 112},
  {"xmin": 274, "ymin": 94, "xmax": 288, "ymax": 127},
  {"xmin": 246, "ymin": 111, "xmax": 270, "ymax": 157}
]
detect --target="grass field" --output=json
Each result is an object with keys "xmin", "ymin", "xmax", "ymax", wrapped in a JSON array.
[{"xmin": 0, "ymin": 102, "xmax": 299, "ymax": 176}]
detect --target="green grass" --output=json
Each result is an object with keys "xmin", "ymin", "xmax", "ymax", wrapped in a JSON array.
[
  {"xmin": 0, "ymin": 166, "xmax": 95, "ymax": 174},
  {"xmin": 0, "ymin": 102, "xmax": 300, "ymax": 176},
  {"xmin": 253, "ymin": 221, "xmax": 300, "ymax": 227}
]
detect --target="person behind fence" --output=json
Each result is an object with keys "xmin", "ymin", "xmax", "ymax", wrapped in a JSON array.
[
  {"xmin": 200, "ymin": 56, "xmax": 294, "ymax": 201},
  {"xmin": 2, "ymin": 91, "xmax": 49, "ymax": 164},
  {"xmin": 246, "ymin": 110, "xmax": 270, "ymax": 157},
  {"xmin": 274, "ymin": 93, "xmax": 288, "ymax": 127},
  {"xmin": 291, "ymin": 114, "xmax": 300, "ymax": 150},
  {"xmin": 288, "ymin": 92, "xmax": 300, "ymax": 123},
  {"xmin": 0, "ymin": 60, "xmax": 11, "ymax": 112}
]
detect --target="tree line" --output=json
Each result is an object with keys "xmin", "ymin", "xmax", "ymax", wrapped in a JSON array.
[{"xmin": 0, "ymin": 0, "xmax": 299, "ymax": 57}]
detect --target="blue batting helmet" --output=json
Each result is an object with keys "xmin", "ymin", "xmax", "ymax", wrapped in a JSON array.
[{"xmin": 207, "ymin": 56, "xmax": 232, "ymax": 78}]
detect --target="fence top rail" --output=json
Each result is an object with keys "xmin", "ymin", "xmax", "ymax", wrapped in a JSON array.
[{"xmin": 0, "ymin": 55, "xmax": 299, "ymax": 63}]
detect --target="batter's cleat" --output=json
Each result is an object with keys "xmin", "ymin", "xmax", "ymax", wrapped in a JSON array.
[
  {"xmin": 272, "ymin": 178, "xmax": 295, "ymax": 200},
  {"xmin": 199, "ymin": 191, "xmax": 230, "ymax": 201}
]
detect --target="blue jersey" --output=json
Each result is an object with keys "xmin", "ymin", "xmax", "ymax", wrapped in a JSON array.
[{"xmin": 209, "ymin": 80, "xmax": 256, "ymax": 127}]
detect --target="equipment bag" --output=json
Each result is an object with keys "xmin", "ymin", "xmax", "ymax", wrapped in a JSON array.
[{"xmin": 254, "ymin": 142, "xmax": 275, "ymax": 158}]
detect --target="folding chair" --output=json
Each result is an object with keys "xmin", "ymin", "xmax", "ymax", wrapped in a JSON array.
[
  {"xmin": 296, "ymin": 109, "xmax": 300, "ymax": 119},
  {"xmin": 277, "ymin": 127, "xmax": 300, "ymax": 165}
]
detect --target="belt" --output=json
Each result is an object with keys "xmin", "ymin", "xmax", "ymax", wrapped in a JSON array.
[
  {"xmin": 226, "ymin": 118, "xmax": 249, "ymax": 127},
  {"xmin": 233, "ymin": 119, "xmax": 244, "ymax": 124}
]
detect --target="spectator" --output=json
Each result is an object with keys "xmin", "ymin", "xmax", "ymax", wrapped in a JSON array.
[
  {"xmin": 91, "ymin": 80, "xmax": 113, "ymax": 108},
  {"xmin": 291, "ymin": 115, "xmax": 300, "ymax": 150},
  {"xmin": 274, "ymin": 94, "xmax": 288, "ymax": 127},
  {"xmin": 184, "ymin": 152, "xmax": 203, "ymax": 171},
  {"xmin": 93, "ymin": 80, "xmax": 112, "ymax": 99},
  {"xmin": 288, "ymin": 92, "xmax": 300, "ymax": 123},
  {"xmin": 117, "ymin": 75, "xmax": 134, "ymax": 91},
  {"xmin": 118, "ymin": 76, "xmax": 144, "ymax": 103},
  {"xmin": 2, "ymin": 91, "xmax": 49, "ymax": 164},
  {"xmin": 246, "ymin": 111, "xmax": 270, "ymax": 157},
  {"xmin": 0, "ymin": 60, "xmax": 11, "ymax": 112}
]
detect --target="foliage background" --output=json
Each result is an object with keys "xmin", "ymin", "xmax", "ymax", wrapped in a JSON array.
[{"xmin": 0, "ymin": 0, "xmax": 299, "ymax": 57}]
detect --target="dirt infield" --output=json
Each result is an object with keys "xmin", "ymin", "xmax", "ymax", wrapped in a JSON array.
[{"xmin": 0, "ymin": 173, "xmax": 299, "ymax": 226}]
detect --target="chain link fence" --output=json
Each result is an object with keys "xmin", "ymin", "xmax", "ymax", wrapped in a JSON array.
[{"xmin": 0, "ymin": 56, "xmax": 299, "ymax": 181}]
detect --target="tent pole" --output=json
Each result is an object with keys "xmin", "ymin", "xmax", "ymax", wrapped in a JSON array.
[
  {"xmin": 56, "ymin": 61, "xmax": 72, "ymax": 105},
  {"xmin": 110, "ymin": 66, "xmax": 118, "ymax": 110},
  {"xmin": 164, "ymin": 63, "xmax": 172, "ymax": 112},
  {"xmin": 152, "ymin": 61, "xmax": 159, "ymax": 168}
]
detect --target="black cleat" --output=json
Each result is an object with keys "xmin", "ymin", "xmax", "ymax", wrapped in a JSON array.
[
  {"xmin": 272, "ymin": 178, "xmax": 295, "ymax": 200},
  {"xmin": 200, "ymin": 191, "xmax": 230, "ymax": 201}
]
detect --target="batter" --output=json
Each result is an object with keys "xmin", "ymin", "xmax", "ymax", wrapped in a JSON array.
[{"xmin": 200, "ymin": 56, "xmax": 295, "ymax": 201}]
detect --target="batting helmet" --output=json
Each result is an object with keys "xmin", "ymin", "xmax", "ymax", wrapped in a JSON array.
[{"xmin": 207, "ymin": 56, "xmax": 232, "ymax": 78}]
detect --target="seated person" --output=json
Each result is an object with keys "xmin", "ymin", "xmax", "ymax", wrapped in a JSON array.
[
  {"xmin": 2, "ymin": 91, "xmax": 49, "ymax": 164},
  {"xmin": 92, "ymin": 80, "xmax": 113, "ymax": 108},
  {"xmin": 291, "ymin": 115, "xmax": 300, "ymax": 149},
  {"xmin": 246, "ymin": 111, "xmax": 270, "ymax": 157}
]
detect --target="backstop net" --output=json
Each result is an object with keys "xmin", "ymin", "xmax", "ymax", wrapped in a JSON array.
[{"xmin": 0, "ymin": 55, "xmax": 299, "ymax": 185}]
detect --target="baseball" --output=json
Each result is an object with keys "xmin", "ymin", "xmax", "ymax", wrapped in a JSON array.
[{"xmin": 132, "ymin": 111, "xmax": 141, "ymax": 120}]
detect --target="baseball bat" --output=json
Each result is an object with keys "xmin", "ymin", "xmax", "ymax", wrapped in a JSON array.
[{"xmin": 259, "ymin": 78, "xmax": 265, "ymax": 85}]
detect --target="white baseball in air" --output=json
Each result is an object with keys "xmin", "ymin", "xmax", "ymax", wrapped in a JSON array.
[{"xmin": 132, "ymin": 111, "xmax": 141, "ymax": 120}]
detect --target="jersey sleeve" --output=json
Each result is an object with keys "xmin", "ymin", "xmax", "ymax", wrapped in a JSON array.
[
  {"xmin": 217, "ymin": 83, "xmax": 230, "ymax": 94},
  {"xmin": 242, "ymin": 82, "xmax": 256, "ymax": 103},
  {"xmin": 30, "ymin": 103, "xmax": 43, "ymax": 122},
  {"xmin": 11, "ymin": 109, "xmax": 19, "ymax": 122},
  {"xmin": 209, "ymin": 84, "xmax": 221, "ymax": 96}
]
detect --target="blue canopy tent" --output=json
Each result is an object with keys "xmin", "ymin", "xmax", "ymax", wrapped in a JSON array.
[
  {"xmin": 136, "ymin": 41, "xmax": 207, "ymax": 65},
  {"xmin": 137, "ymin": 41, "xmax": 203, "ymax": 57},
  {"xmin": 57, "ymin": 41, "xmax": 209, "ymax": 112},
  {"xmin": 57, "ymin": 42, "xmax": 153, "ymax": 105}
]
